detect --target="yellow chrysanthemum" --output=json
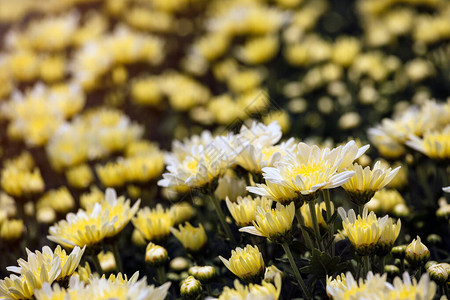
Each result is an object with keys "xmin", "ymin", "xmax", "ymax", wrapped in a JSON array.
[
  {"xmin": 406, "ymin": 126, "xmax": 450, "ymax": 160},
  {"xmin": 239, "ymin": 202, "xmax": 295, "ymax": 243},
  {"xmin": 133, "ymin": 204, "xmax": 174, "ymax": 243},
  {"xmin": 342, "ymin": 161, "xmax": 400, "ymax": 205},
  {"xmin": 226, "ymin": 196, "xmax": 273, "ymax": 227},
  {"xmin": 376, "ymin": 217, "xmax": 401, "ymax": 255},
  {"xmin": 338, "ymin": 207, "xmax": 388, "ymax": 256},
  {"xmin": 219, "ymin": 245, "xmax": 265, "ymax": 282},
  {"xmin": 48, "ymin": 189, "xmax": 139, "ymax": 248},
  {"xmin": 388, "ymin": 272, "xmax": 436, "ymax": 300},
  {"xmin": 170, "ymin": 222, "xmax": 207, "ymax": 254},
  {"xmin": 218, "ymin": 277, "xmax": 281, "ymax": 300}
]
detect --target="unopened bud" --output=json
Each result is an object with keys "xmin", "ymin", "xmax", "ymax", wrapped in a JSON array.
[
  {"xmin": 405, "ymin": 236, "xmax": 430, "ymax": 267},
  {"xmin": 384, "ymin": 265, "xmax": 400, "ymax": 277},
  {"xmin": 425, "ymin": 261, "xmax": 438, "ymax": 270},
  {"xmin": 145, "ymin": 243, "xmax": 168, "ymax": 267},
  {"xmin": 391, "ymin": 245, "xmax": 407, "ymax": 259},
  {"xmin": 188, "ymin": 266, "xmax": 216, "ymax": 283},
  {"xmin": 427, "ymin": 234, "xmax": 442, "ymax": 245},
  {"xmin": 264, "ymin": 265, "xmax": 283, "ymax": 284},
  {"xmin": 180, "ymin": 276, "xmax": 202, "ymax": 300},
  {"xmin": 170, "ymin": 257, "xmax": 190, "ymax": 272},
  {"xmin": 428, "ymin": 264, "xmax": 449, "ymax": 285}
]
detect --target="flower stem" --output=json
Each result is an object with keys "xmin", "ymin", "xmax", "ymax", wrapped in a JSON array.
[
  {"xmin": 379, "ymin": 256, "xmax": 385, "ymax": 273},
  {"xmin": 111, "ymin": 242, "xmax": 123, "ymax": 273},
  {"xmin": 281, "ymin": 242, "xmax": 312, "ymax": 300},
  {"xmin": 295, "ymin": 209, "xmax": 314, "ymax": 251},
  {"xmin": 363, "ymin": 256, "xmax": 370, "ymax": 277},
  {"xmin": 322, "ymin": 190, "xmax": 334, "ymax": 255},
  {"xmin": 308, "ymin": 200, "xmax": 325, "ymax": 251},
  {"xmin": 209, "ymin": 194, "xmax": 237, "ymax": 245},
  {"xmin": 90, "ymin": 254, "xmax": 103, "ymax": 275},
  {"xmin": 156, "ymin": 266, "xmax": 166, "ymax": 284},
  {"xmin": 358, "ymin": 204, "xmax": 364, "ymax": 215}
]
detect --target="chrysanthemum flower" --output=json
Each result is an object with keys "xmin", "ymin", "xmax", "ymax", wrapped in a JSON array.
[
  {"xmin": 219, "ymin": 245, "xmax": 265, "ymax": 282},
  {"xmin": 170, "ymin": 222, "xmax": 207, "ymax": 254},
  {"xmin": 34, "ymin": 272, "xmax": 171, "ymax": 300},
  {"xmin": 376, "ymin": 217, "xmax": 401, "ymax": 255},
  {"xmin": 259, "ymin": 141, "xmax": 369, "ymax": 200},
  {"xmin": 300, "ymin": 201, "xmax": 333, "ymax": 232},
  {"xmin": 133, "ymin": 204, "xmax": 174, "ymax": 243},
  {"xmin": 226, "ymin": 196, "xmax": 273, "ymax": 227},
  {"xmin": 326, "ymin": 271, "xmax": 388, "ymax": 299},
  {"xmin": 247, "ymin": 180, "xmax": 299, "ymax": 206},
  {"xmin": 48, "ymin": 188, "xmax": 140, "ymax": 248},
  {"xmin": 0, "ymin": 245, "xmax": 85, "ymax": 300},
  {"xmin": 158, "ymin": 134, "xmax": 234, "ymax": 189},
  {"xmin": 239, "ymin": 202, "xmax": 295, "ymax": 243},
  {"xmin": 405, "ymin": 236, "xmax": 430, "ymax": 266},
  {"xmin": 218, "ymin": 277, "xmax": 281, "ymax": 300},
  {"xmin": 338, "ymin": 207, "xmax": 388, "ymax": 256},
  {"xmin": 342, "ymin": 161, "xmax": 400, "ymax": 205},
  {"xmin": 406, "ymin": 126, "xmax": 450, "ymax": 160},
  {"xmin": 387, "ymin": 272, "xmax": 436, "ymax": 300}
]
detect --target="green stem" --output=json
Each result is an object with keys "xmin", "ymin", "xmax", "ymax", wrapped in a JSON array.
[
  {"xmin": 308, "ymin": 200, "xmax": 324, "ymax": 251},
  {"xmin": 322, "ymin": 190, "xmax": 334, "ymax": 255},
  {"xmin": 90, "ymin": 254, "xmax": 103, "ymax": 275},
  {"xmin": 363, "ymin": 256, "xmax": 370, "ymax": 277},
  {"xmin": 295, "ymin": 209, "xmax": 314, "ymax": 251},
  {"xmin": 281, "ymin": 242, "xmax": 312, "ymax": 300},
  {"xmin": 206, "ymin": 283, "xmax": 213, "ymax": 296},
  {"xmin": 111, "ymin": 242, "xmax": 123, "ymax": 273},
  {"xmin": 379, "ymin": 256, "xmax": 385, "ymax": 273},
  {"xmin": 358, "ymin": 204, "xmax": 364, "ymax": 216},
  {"xmin": 356, "ymin": 256, "xmax": 362, "ymax": 280},
  {"xmin": 444, "ymin": 283, "xmax": 449, "ymax": 298},
  {"xmin": 156, "ymin": 266, "xmax": 166, "ymax": 284},
  {"xmin": 209, "ymin": 195, "xmax": 237, "ymax": 245}
]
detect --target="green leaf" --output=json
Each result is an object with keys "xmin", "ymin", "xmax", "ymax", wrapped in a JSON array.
[
  {"xmin": 306, "ymin": 249, "xmax": 344, "ymax": 280},
  {"xmin": 326, "ymin": 211, "xmax": 338, "ymax": 225}
]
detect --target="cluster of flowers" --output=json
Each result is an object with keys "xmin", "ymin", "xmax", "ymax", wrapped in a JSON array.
[{"xmin": 369, "ymin": 99, "xmax": 450, "ymax": 160}]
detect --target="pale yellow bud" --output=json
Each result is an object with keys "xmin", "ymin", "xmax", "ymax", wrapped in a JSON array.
[
  {"xmin": 145, "ymin": 242, "xmax": 169, "ymax": 267},
  {"xmin": 180, "ymin": 276, "xmax": 202, "ymax": 300},
  {"xmin": 406, "ymin": 236, "xmax": 430, "ymax": 266},
  {"xmin": 189, "ymin": 266, "xmax": 216, "ymax": 283}
]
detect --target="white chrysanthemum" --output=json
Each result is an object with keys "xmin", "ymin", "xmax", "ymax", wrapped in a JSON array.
[
  {"xmin": 326, "ymin": 271, "xmax": 388, "ymax": 300},
  {"xmin": 0, "ymin": 246, "xmax": 85, "ymax": 300},
  {"xmin": 443, "ymin": 186, "xmax": 450, "ymax": 193},
  {"xmin": 260, "ymin": 141, "xmax": 369, "ymax": 197},
  {"xmin": 158, "ymin": 134, "xmax": 235, "ymax": 189},
  {"xmin": 34, "ymin": 272, "xmax": 171, "ymax": 300}
]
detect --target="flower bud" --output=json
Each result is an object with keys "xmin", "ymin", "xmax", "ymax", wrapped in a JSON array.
[
  {"xmin": 98, "ymin": 251, "xmax": 116, "ymax": 272},
  {"xmin": 170, "ymin": 257, "xmax": 190, "ymax": 272},
  {"xmin": 391, "ymin": 245, "xmax": 407, "ymax": 259},
  {"xmin": 384, "ymin": 265, "xmax": 400, "ymax": 277},
  {"xmin": 425, "ymin": 261, "xmax": 438, "ymax": 270},
  {"xmin": 405, "ymin": 236, "xmax": 430, "ymax": 267},
  {"xmin": 428, "ymin": 264, "xmax": 449, "ymax": 285},
  {"xmin": 427, "ymin": 234, "xmax": 442, "ymax": 245},
  {"xmin": 264, "ymin": 265, "xmax": 283, "ymax": 284},
  {"xmin": 145, "ymin": 243, "xmax": 169, "ymax": 267},
  {"xmin": 188, "ymin": 266, "xmax": 216, "ymax": 283},
  {"xmin": 180, "ymin": 276, "xmax": 202, "ymax": 300}
]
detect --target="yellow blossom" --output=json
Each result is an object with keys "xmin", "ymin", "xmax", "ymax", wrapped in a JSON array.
[
  {"xmin": 240, "ymin": 202, "xmax": 295, "ymax": 243},
  {"xmin": 342, "ymin": 161, "xmax": 400, "ymax": 205},
  {"xmin": 170, "ymin": 222, "xmax": 207, "ymax": 254},
  {"xmin": 133, "ymin": 204, "xmax": 174, "ymax": 243},
  {"xmin": 65, "ymin": 164, "xmax": 94, "ymax": 189},
  {"xmin": 219, "ymin": 245, "xmax": 265, "ymax": 282},
  {"xmin": 226, "ymin": 196, "xmax": 273, "ymax": 227},
  {"xmin": 338, "ymin": 207, "xmax": 388, "ymax": 256}
]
